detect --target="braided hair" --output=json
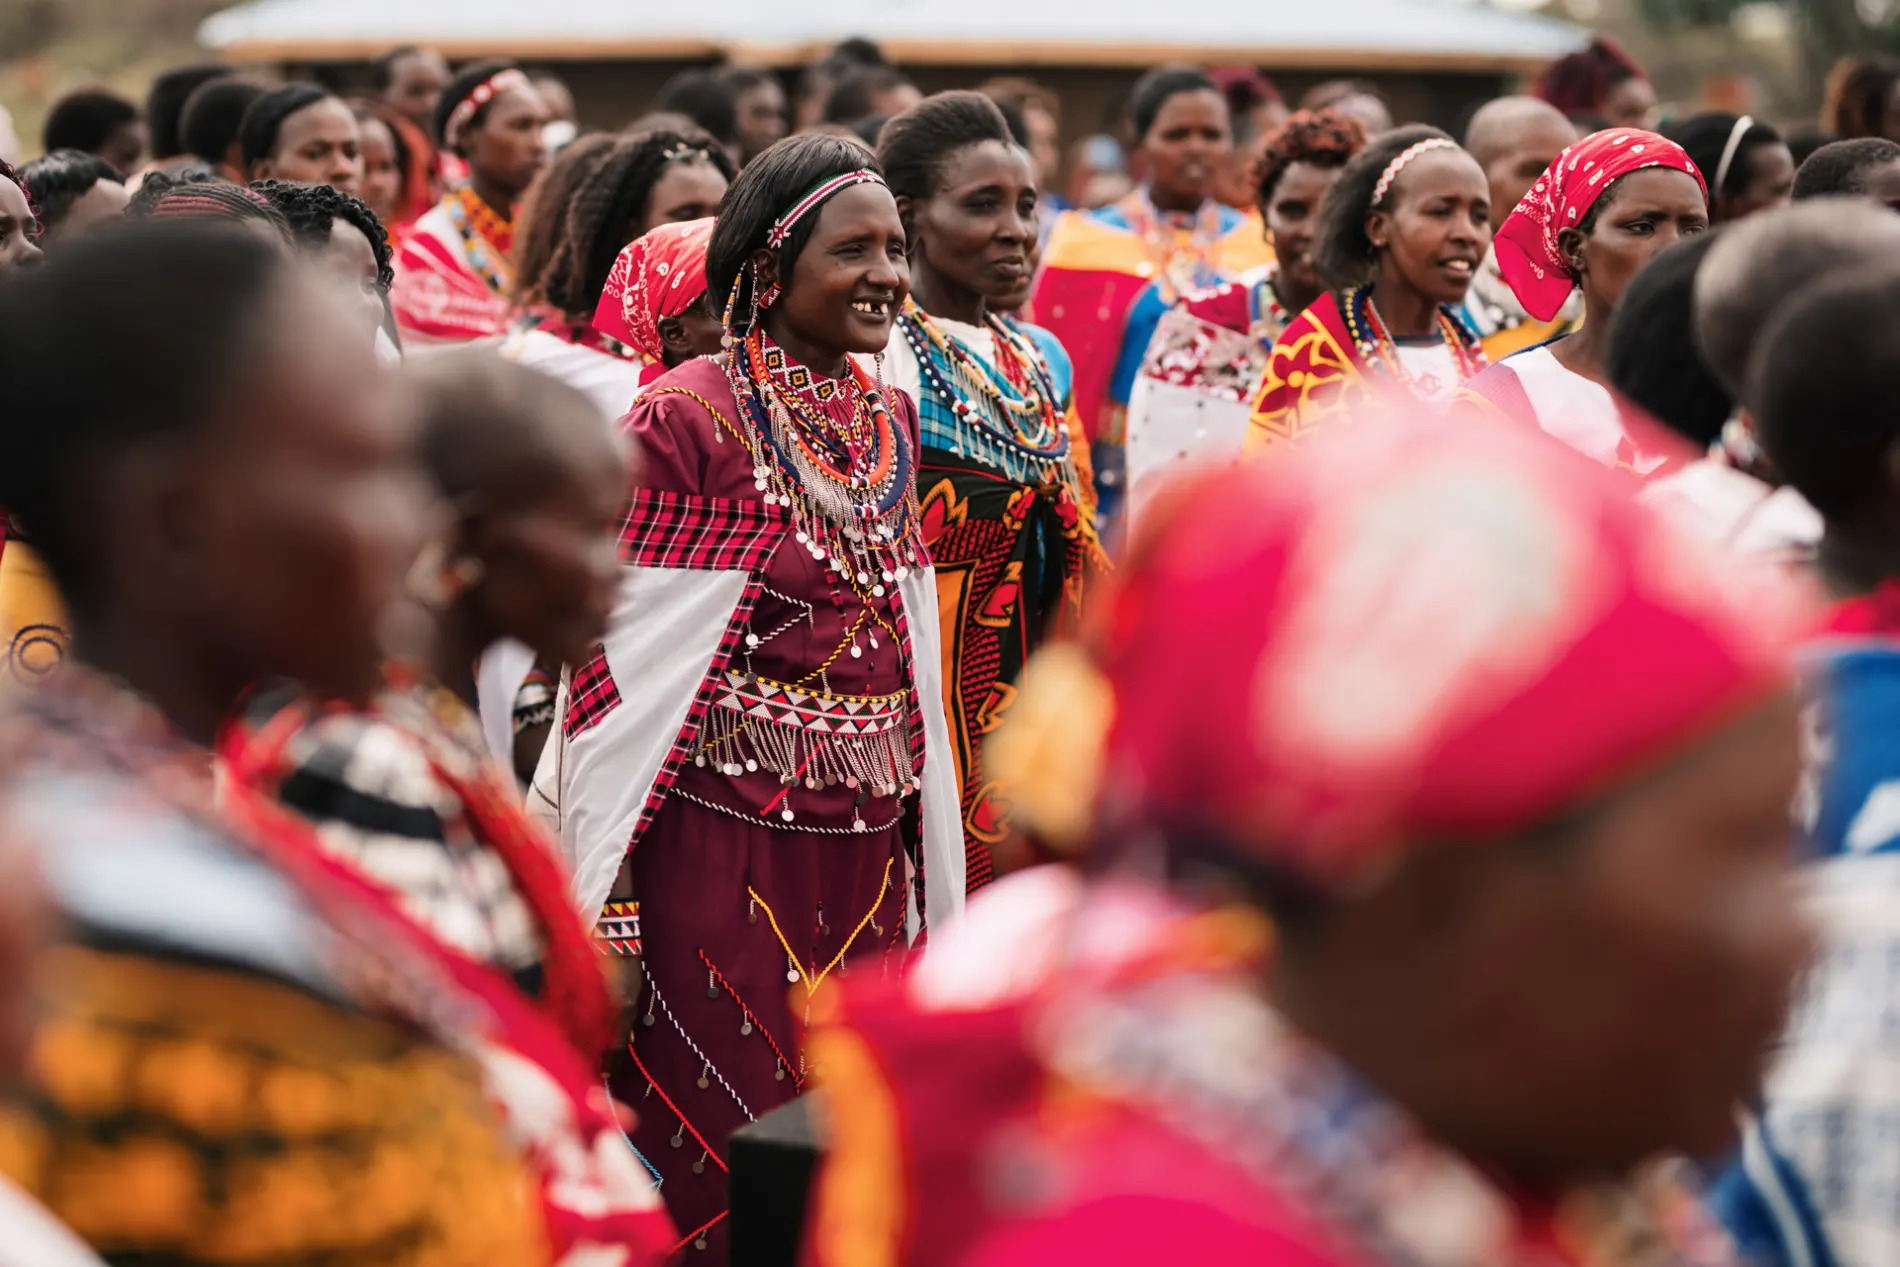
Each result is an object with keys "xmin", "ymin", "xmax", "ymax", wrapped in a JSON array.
[
  {"xmin": 253, "ymin": 179, "xmax": 394, "ymax": 290},
  {"xmin": 1256, "ymin": 109, "xmax": 1368, "ymax": 207},
  {"xmin": 143, "ymin": 179, "xmax": 292, "ymax": 240},
  {"xmin": 1536, "ymin": 38, "xmax": 1646, "ymax": 118},
  {"xmin": 508, "ymin": 133, "xmax": 617, "ymax": 311},
  {"xmin": 540, "ymin": 128, "xmax": 736, "ymax": 319}
]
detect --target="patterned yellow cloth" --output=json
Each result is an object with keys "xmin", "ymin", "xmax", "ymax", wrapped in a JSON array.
[
  {"xmin": 0, "ymin": 540, "xmax": 68, "ymax": 687},
  {"xmin": 0, "ymin": 944, "xmax": 547, "ymax": 1267}
]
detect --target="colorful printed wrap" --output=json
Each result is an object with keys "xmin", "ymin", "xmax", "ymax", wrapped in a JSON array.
[
  {"xmin": 1027, "ymin": 188, "xmax": 1273, "ymax": 445},
  {"xmin": 593, "ymin": 217, "xmax": 715, "ymax": 382},
  {"xmin": 906, "ymin": 315, "xmax": 1106, "ymax": 892},
  {"xmin": 1712, "ymin": 587, "xmax": 1900, "ymax": 1267},
  {"xmin": 1246, "ymin": 288, "xmax": 1485, "ymax": 454},
  {"xmin": 391, "ymin": 190, "xmax": 514, "ymax": 343},
  {"xmin": 805, "ymin": 867, "xmax": 1744, "ymax": 1267},
  {"xmin": 0, "ymin": 517, "xmax": 68, "ymax": 687},
  {"xmin": 1494, "ymin": 128, "xmax": 1705, "ymax": 323}
]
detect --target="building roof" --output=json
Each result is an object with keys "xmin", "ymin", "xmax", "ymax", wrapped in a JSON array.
[{"xmin": 200, "ymin": 0, "xmax": 1586, "ymax": 71}]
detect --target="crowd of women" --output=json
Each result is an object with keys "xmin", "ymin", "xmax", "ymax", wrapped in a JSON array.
[{"xmin": 4, "ymin": 30, "xmax": 1900, "ymax": 1267}]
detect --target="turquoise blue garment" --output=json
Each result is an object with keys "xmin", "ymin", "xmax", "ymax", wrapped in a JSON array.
[
  {"xmin": 1710, "ymin": 634, "xmax": 1900, "ymax": 1267},
  {"xmin": 909, "ymin": 317, "xmax": 1073, "ymax": 459}
]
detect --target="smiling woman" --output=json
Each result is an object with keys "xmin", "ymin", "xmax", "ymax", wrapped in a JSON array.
[
  {"xmin": 1247, "ymin": 125, "xmax": 1491, "ymax": 451},
  {"xmin": 531, "ymin": 134, "xmax": 965, "ymax": 1258},
  {"xmin": 877, "ymin": 91, "xmax": 1106, "ymax": 894}
]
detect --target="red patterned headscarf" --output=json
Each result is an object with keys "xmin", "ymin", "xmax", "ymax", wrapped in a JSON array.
[
  {"xmin": 1494, "ymin": 128, "xmax": 1705, "ymax": 322},
  {"xmin": 593, "ymin": 217, "xmax": 715, "ymax": 366},
  {"xmin": 1089, "ymin": 390, "xmax": 1806, "ymax": 885}
]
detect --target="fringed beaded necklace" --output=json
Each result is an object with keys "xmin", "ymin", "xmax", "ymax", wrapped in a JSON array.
[
  {"xmin": 896, "ymin": 300, "xmax": 1080, "ymax": 492},
  {"xmin": 446, "ymin": 185, "xmax": 515, "ymax": 296},
  {"xmin": 722, "ymin": 325, "xmax": 926, "ymax": 596},
  {"xmin": 1342, "ymin": 283, "xmax": 1486, "ymax": 390}
]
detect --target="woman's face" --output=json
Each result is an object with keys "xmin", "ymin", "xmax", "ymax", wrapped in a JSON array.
[
  {"xmin": 474, "ymin": 407, "xmax": 627, "ymax": 669},
  {"xmin": 466, "ymin": 83, "xmax": 550, "ymax": 200},
  {"xmin": 639, "ymin": 158, "xmax": 730, "ymax": 240},
  {"xmin": 185, "ymin": 267, "xmax": 429, "ymax": 703},
  {"xmin": 260, "ymin": 97, "xmax": 363, "ymax": 196},
  {"xmin": 1721, "ymin": 141, "xmax": 1795, "ymax": 223},
  {"xmin": 1565, "ymin": 167, "xmax": 1708, "ymax": 312},
  {"xmin": 42, "ymin": 179, "xmax": 128, "ymax": 250},
  {"xmin": 660, "ymin": 293, "xmax": 728, "ymax": 366},
  {"xmin": 0, "ymin": 179, "xmax": 42, "ymax": 274},
  {"xmin": 1367, "ymin": 147, "xmax": 1489, "ymax": 308},
  {"xmin": 735, "ymin": 80, "xmax": 788, "ymax": 164},
  {"xmin": 766, "ymin": 181, "xmax": 909, "ymax": 361},
  {"xmin": 907, "ymin": 139, "xmax": 1038, "ymax": 311},
  {"xmin": 1264, "ymin": 160, "xmax": 1344, "ymax": 304},
  {"xmin": 356, "ymin": 116, "xmax": 403, "ymax": 226},
  {"xmin": 313, "ymin": 218, "xmax": 387, "ymax": 345},
  {"xmin": 1141, "ymin": 89, "xmax": 1231, "ymax": 210},
  {"xmin": 385, "ymin": 49, "xmax": 450, "ymax": 129},
  {"xmin": 1602, "ymin": 76, "xmax": 1660, "ymax": 131}
]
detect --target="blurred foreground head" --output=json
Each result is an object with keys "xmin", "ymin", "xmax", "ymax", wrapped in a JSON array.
[
  {"xmin": 1010, "ymin": 392, "xmax": 1815, "ymax": 1185},
  {"xmin": 0, "ymin": 221, "xmax": 429, "ymax": 736}
]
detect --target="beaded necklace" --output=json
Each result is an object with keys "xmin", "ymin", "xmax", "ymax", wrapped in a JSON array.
[
  {"xmin": 446, "ymin": 185, "xmax": 515, "ymax": 296},
  {"xmin": 1121, "ymin": 187, "xmax": 1227, "ymax": 302},
  {"xmin": 1340, "ymin": 284, "xmax": 1485, "ymax": 390},
  {"xmin": 723, "ymin": 326, "xmax": 924, "ymax": 593},
  {"xmin": 1251, "ymin": 269, "xmax": 1292, "ymax": 350},
  {"xmin": 896, "ymin": 301, "xmax": 1079, "ymax": 490}
]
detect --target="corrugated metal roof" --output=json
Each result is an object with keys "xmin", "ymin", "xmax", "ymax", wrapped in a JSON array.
[{"xmin": 199, "ymin": 0, "xmax": 1586, "ymax": 69}]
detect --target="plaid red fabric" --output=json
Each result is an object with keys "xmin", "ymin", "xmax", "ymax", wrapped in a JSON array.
[
  {"xmin": 619, "ymin": 488, "xmax": 785, "ymax": 572},
  {"xmin": 562, "ymin": 644, "xmax": 622, "ymax": 741}
]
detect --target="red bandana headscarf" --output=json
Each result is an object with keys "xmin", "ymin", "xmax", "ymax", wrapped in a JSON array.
[
  {"xmin": 1494, "ymin": 128, "xmax": 1705, "ymax": 322},
  {"xmin": 593, "ymin": 217, "xmax": 715, "ymax": 369},
  {"xmin": 1090, "ymin": 390, "xmax": 1807, "ymax": 885}
]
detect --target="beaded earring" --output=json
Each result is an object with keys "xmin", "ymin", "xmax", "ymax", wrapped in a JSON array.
[{"xmin": 758, "ymin": 282, "xmax": 782, "ymax": 310}]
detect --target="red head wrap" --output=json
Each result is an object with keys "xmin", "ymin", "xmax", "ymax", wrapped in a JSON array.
[
  {"xmin": 1090, "ymin": 391, "xmax": 1805, "ymax": 885},
  {"xmin": 1494, "ymin": 128, "xmax": 1705, "ymax": 322},
  {"xmin": 593, "ymin": 217, "xmax": 715, "ymax": 366}
]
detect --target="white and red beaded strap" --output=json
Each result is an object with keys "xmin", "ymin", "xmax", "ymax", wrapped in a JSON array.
[
  {"xmin": 1371, "ymin": 138, "xmax": 1458, "ymax": 207},
  {"xmin": 765, "ymin": 169, "xmax": 886, "ymax": 248},
  {"xmin": 445, "ymin": 68, "xmax": 532, "ymax": 150}
]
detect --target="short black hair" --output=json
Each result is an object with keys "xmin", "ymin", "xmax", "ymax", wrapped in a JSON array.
[
  {"xmin": 0, "ymin": 222, "xmax": 288, "ymax": 609},
  {"xmin": 124, "ymin": 163, "xmax": 224, "ymax": 218},
  {"xmin": 238, "ymin": 84, "xmax": 334, "ymax": 171},
  {"xmin": 1604, "ymin": 231, "xmax": 1731, "ymax": 448},
  {"xmin": 706, "ymin": 134, "xmax": 884, "ymax": 328},
  {"xmin": 1312, "ymin": 124, "xmax": 1455, "ymax": 293},
  {"xmin": 434, "ymin": 58, "xmax": 517, "ymax": 149},
  {"xmin": 541, "ymin": 128, "xmax": 735, "ymax": 318},
  {"xmin": 1751, "ymin": 266, "xmax": 1900, "ymax": 520},
  {"xmin": 253, "ymin": 179, "xmax": 394, "ymax": 290},
  {"xmin": 1127, "ymin": 66, "xmax": 1220, "ymax": 140},
  {"xmin": 370, "ymin": 45, "xmax": 429, "ymax": 92},
  {"xmin": 824, "ymin": 67, "xmax": 912, "ymax": 126},
  {"xmin": 656, "ymin": 70, "xmax": 739, "ymax": 147},
  {"xmin": 43, "ymin": 89, "xmax": 140, "ymax": 157},
  {"xmin": 718, "ymin": 65, "xmax": 779, "ymax": 97},
  {"xmin": 1794, "ymin": 137, "xmax": 1900, "ymax": 199},
  {"xmin": 147, "ymin": 64, "xmax": 231, "ymax": 159},
  {"xmin": 1786, "ymin": 126, "xmax": 1836, "ymax": 169},
  {"xmin": 18, "ymin": 150, "xmax": 123, "ymax": 234},
  {"xmin": 180, "ymin": 77, "xmax": 268, "ymax": 165},
  {"xmin": 829, "ymin": 38, "xmax": 888, "ymax": 68},
  {"xmin": 1662, "ymin": 112, "xmax": 1783, "ymax": 200},
  {"xmin": 877, "ymin": 91, "xmax": 1016, "ymax": 203}
]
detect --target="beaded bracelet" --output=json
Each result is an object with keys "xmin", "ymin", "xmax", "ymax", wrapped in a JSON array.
[{"xmin": 596, "ymin": 901, "xmax": 641, "ymax": 957}]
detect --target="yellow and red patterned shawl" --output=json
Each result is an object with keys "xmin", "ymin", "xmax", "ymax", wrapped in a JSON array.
[{"xmin": 1245, "ymin": 291, "xmax": 1373, "ymax": 454}]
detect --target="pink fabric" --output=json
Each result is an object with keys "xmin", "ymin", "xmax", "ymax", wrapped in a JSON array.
[
  {"xmin": 593, "ymin": 218, "xmax": 715, "ymax": 363},
  {"xmin": 1494, "ymin": 128, "xmax": 1704, "ymax": 322},
  {"xmin": 1097, "ymin": 392, "xmax": 1806, "ymax": 884}
]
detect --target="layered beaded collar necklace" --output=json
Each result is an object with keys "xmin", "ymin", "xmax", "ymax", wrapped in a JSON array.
[
  {"xmin": 446, "ymin": 185, "xmax": 515, "ymax": 296},
  {"xmin": 1341, "ymin": 283, "xmax": 1485, "ymax": 390},
  {"xmin": 896, "ymin": 300, "xmax": 1078, "ymax": 489},
  {"xmin": 723, "ymin": 325, "xmax": 925, "ymax": 591},
  {"xmin": 1121, "ymin": 187, "xmax": 1227, "ymax": 303}
]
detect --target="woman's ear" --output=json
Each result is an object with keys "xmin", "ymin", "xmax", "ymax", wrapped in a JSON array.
[
  {"xmin": 750, "ymin": 247, "xmax": 780, "ymax": 295},
  {"xmin": 1556, "ymin": 225, "xmax": 1588, "ymax": 279},
  {"xmin": 657, "ymin": 313, "xmax": 689, "ymax": 357},
  {"xmin": 1365, "ymin": 208, "xmax": 1390, "ymax": 253}
]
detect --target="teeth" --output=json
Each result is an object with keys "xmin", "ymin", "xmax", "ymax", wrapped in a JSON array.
[{"xmin": 851, "ymin": 300, "xmax": 888, "ymax": 315}]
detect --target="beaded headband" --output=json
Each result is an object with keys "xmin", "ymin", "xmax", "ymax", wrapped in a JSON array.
[
  {"xmin": 1712, "ymin": 115, "xmax": 1754, "ymax": 194},
  {"xmin": 1371, "ymin": 137, "xmax": 1458, "ymax": 207},
  {"xmin": 445, "ymin": 68, "xmax": 532, "ymax": 150},
  {"xmin": 766, "ymin": 169, "xmax": 886, "ymax": 249}
]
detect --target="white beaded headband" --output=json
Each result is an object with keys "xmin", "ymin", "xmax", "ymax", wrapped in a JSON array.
[
  {"xmin": 444, "ymin": 68, "xmax": 531, "ymax": 150},
  {"xmin": 1371, "ymin": 137, "xmax": 1458, "ymax": 207},
  {"xmin": 1713, "ymin": 115, "xmax": 1754, "ymax": 194}
]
